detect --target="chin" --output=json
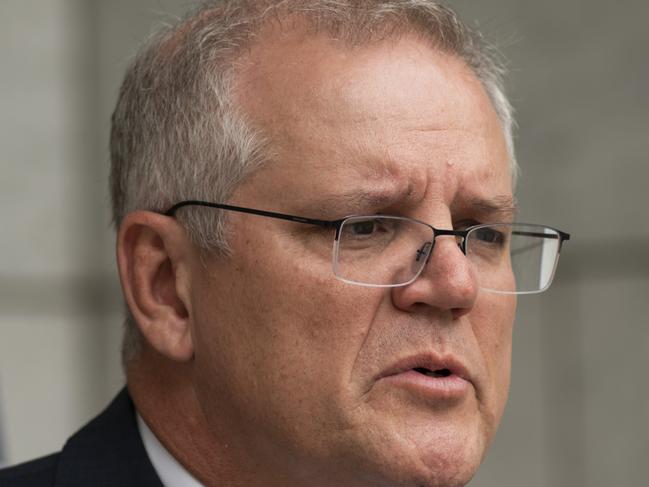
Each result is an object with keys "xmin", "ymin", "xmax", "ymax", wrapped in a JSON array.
[
  {"xmin": 359, "ymin": 457, "xmax": 480, "ymax": 487},
  {"xmin": 411, "ymin": 449, "xmax": 482, "ymax": 487},
  {"xmin": 397, "ymin": 440, "xmax": 483, "ymax": 487},
  {"xmin": 340, "ymin": 423, "xmax": 487, "ymax": 487}
]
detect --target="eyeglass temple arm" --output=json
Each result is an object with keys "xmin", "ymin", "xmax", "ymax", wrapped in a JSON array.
[
  {"xmin": 511, "ymin": 229, "xmax": 571, "ymax": 251},
  {"xmin": 164, "ymin": 200, "xmax": 340, "ymax": 228}
]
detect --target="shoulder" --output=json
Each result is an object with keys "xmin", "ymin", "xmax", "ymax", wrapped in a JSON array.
[
  {"xmin": 0, "ymin": 453, "xmax": 59, "ymax": 486},
  {"xmin": 0, "ymin": 388, "xmax": 161, "ymax": 487}
]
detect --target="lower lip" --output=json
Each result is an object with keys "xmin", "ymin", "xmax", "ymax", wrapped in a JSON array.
[{"xmin": 379, "ymin": 370, "xmax": 471, "ymax": 402}]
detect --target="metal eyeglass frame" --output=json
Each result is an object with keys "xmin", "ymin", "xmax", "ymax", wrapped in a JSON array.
[{"xmin": 164, "ymin": 200, "xmax": 571, "ymax": 292}]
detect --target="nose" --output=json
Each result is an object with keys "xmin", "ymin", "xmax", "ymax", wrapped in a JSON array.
[{"xmin": 391, "ymin": 235, "xmax": 479, "ymax": 318}]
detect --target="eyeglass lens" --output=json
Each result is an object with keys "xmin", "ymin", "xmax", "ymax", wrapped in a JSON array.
[{"xmin": 333, "ymin": 217, "xmax": 561, "ymax": 294}]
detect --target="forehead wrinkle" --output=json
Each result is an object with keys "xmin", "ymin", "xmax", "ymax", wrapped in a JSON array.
[{"xmin": 293, "ymin": 144, "xmax": 431, "ymax": 217}]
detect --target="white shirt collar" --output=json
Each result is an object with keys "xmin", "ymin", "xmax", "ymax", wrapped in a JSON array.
[{"xmin": 137, "ymin": 413, "xmax": 204, "ymax": 487}]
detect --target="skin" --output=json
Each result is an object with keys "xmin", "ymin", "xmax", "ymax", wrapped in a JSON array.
[{"xmin": 118, "ymin": 28, "xmax": 516, "ymax": 487}]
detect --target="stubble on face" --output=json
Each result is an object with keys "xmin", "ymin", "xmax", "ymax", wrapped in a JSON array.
[{"xmin": 188, "ymin": 26, "xmax": 516, "ymax": 487}]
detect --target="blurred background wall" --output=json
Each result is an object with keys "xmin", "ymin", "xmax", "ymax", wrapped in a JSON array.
[{"xmin": 0, "ymin": 1, "xmax": 647, "ymax": 485}]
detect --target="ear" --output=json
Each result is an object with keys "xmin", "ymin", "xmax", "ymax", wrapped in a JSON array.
[{"xmin": 116, "ymin": 211, "xmax": 196, "ymax": 362}]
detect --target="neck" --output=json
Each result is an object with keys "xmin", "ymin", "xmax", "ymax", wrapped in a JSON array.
[
  {"xmin": 126, "ymin": 347, "xmax": 312, "ymax": 487},
  {"xmin": 128, "ymin": 348, "xmax": 229, "ymax": 486}
]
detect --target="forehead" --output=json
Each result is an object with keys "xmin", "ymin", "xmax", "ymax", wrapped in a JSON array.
[{"xmin": 233, "ymin": 28, "xmax": 511, "ymax": 214}]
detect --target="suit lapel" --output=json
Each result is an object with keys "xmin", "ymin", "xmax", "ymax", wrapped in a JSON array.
[{"xmin": 54, "ymin": 388, "xmax": 163, "ymax": 487}]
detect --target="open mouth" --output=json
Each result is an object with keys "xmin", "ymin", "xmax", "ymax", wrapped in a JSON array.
[
  {"xmin": 377, "ymin": 359, "xmax": 470, "ymax": 400},
  {"xmin": 412, "ymin": 367, "xmax": 452, "ymax": 378}
]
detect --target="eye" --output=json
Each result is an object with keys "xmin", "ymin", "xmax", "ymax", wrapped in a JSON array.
[
  {"xmin": 339, "ymin": 217, "xmax": 398, "ymax": 244},
  {"xmin": 475, "ymin": 227, "xmax": 503, "ymax": 244},
  {"xmin": 348, "ymin": 219, "xmax": 379, "ymax": 236},
  {"xmin": 469, "ymin": 225, "xmax": 511, "ymax": 251}
]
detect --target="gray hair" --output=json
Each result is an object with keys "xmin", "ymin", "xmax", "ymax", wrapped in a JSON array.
[{"xmin": 110, "ymin": 0, "xmax": 517, "ymax": 366}]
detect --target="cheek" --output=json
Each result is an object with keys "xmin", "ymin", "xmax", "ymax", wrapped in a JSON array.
[
  {"xmin": 192, "ymin": 235, "xmax": 384, "ymax": 423},
  {"xmin": 255, "ymin": 231, "xmax": 384, "ymax": 348},
  {"xmin": 473, "ymin": 293, "xmax": 516, "ymax": 417}
]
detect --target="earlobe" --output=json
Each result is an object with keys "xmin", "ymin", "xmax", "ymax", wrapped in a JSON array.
[{"xmin": 117, "ymin": 211, "xmax": 195, "ymax": 362}]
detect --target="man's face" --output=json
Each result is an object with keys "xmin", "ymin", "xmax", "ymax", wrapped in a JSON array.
[{"xmin": 189, "ymin": 31, "xmax": 515, "ymax": 487}]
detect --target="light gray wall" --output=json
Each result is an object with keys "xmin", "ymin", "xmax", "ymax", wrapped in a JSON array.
[
  {"xmin": 1, "ymin": 1, "xmax": 647, "ymax": 485},
  {"xmin": 457, "ymin": 2, "xmax": 649, "ymax": 485}
]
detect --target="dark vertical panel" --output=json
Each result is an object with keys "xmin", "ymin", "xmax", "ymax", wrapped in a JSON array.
[{"xmin": 0, "ymin": 382, "xmax": 5, "ymax": 467}]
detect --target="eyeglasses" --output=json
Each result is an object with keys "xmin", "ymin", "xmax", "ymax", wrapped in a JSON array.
[{"xmin": 164, "ymin": 200, "xmax": 571, "ymax": 294}]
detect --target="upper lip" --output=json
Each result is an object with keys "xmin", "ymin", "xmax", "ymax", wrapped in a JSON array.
[{"xmin": 377, "ymin": 353, "xmax": 472, "ymax": 383}]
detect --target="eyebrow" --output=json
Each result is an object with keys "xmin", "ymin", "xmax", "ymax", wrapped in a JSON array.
[
  {"xmin": 310, "ymin": 184, "xmax": 417, "ymax": 215},
  {"xmin": 467, "ymin": 195, "xmax": 518, "ymax": 219},
  {"xmin": 308, "ymin": 189, "xmax": 519, "ymax": 222}
]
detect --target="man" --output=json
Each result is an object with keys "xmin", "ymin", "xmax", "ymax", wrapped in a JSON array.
[{"xmin": 0, "ymin": 1, "xmax": 570, "ymax": 486}]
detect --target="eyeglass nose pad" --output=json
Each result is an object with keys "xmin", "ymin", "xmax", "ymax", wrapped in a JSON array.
[
  {"xmin": 457, "ymin": 236, "xmax": 467, "ymax": 255},
  {"xmin": 415, "ymin": 241, "xmax": 434, "ymax": 263},
  {"xmin": 415, "ymin": 237, "xmax": 466, "ymax": 265}
]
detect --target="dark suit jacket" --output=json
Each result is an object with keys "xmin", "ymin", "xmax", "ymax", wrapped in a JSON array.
[{"xmin": 0, "ymin": 389, "xmax": 163, "ymax": 486}]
